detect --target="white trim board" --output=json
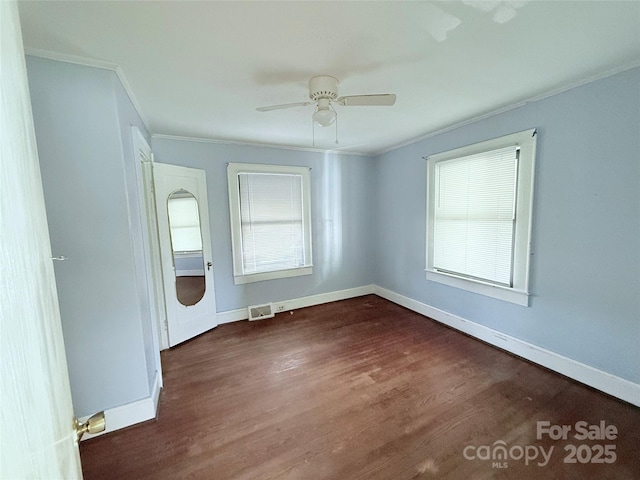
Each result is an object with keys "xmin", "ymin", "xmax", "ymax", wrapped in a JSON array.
[
  {"xmin": 216, "ymin": 284, "xmax": 376, "ymax": 325},
  {"xmin": 377, "ymin": 60, "xmax": 640, "ymax": 156},
  {"xmin": 374, "ymin": 286, "xmax": 640, "ymax": 407},
  {"xmin": 24, "ymin": 49, "xmax": 639, "ymax": 158},
  {"xmin": 220, "ymin": 284, "xmax": 639, "ymax": 406},
  {"xmin": 24, "ymin": 48, "xmax": 152, "ymax": 134},
  {"xmin": 79, "ymin": 370, "xmax": 162, "ymax": 441},
  {"xmin": 152, "ymin": 133, "xmax": 371, "ymax": 157}
]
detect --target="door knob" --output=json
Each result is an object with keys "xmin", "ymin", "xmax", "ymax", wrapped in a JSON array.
[
  {"xmin": 207, "ymin": 261, "xmax": 212, "ymax": 270},
  {"xmin": 74, "ymin": 411, "xmax": 106, "ymax": 442}
]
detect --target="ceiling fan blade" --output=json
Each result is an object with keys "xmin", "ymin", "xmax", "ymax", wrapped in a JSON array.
[
  {"xmin": 337, "ymin": 94, "xmax": 396, "ymax": 107},
  {"xmin": 256, "ymin": 101, "xmax": 313, "ymax": 112}
]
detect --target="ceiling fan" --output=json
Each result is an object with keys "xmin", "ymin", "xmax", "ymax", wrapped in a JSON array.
[{"xmin": 257, "ymin": 75, "xmax": 396, "ymax": 144}]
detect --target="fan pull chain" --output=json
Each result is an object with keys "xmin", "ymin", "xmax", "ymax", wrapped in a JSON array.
[
  {"xmin": 312, "ymin": 118, "xmax": 315, "ymax": 147},
  {"xmin": 334, "ymin": 112, "xmax": 339, "ymax": 145}
]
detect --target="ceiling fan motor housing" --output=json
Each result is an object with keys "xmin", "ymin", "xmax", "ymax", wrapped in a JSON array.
[{"xmin": 309, "ymin": 75, "xmax": 339, "ymax": 101}]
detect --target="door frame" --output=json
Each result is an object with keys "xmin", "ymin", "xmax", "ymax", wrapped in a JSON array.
[{"xmin": 132, "ymin": 127, "xmax": 170, "ymax": 350}]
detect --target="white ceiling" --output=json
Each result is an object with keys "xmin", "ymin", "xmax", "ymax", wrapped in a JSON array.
[{"xmin": 18, "ymin": 1, "xmax": 640, "ymax": 155}]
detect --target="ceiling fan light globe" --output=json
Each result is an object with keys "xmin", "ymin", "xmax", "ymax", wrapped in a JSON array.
[{"xmin": 313, "ymin": 108, "xmax": 336, "ymax": 127}]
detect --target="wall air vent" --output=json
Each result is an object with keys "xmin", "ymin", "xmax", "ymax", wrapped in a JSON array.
[{"xmin": 248, "ymin": 303, "xmax": 274, "ymax": 321}]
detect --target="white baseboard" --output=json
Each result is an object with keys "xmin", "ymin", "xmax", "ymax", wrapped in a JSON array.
[
  {"xmin": 216, "ymin": 284, "xmax": 376, "ymax": 325},
  {"xmin": 91, "ymin": 284, "xmax": 637, "ymax": 439},
  {"xmin": 374, "ymin": 286, "xmax": 640, "ymax": 407},
  {"xmin": 80, "ymin": 369, "xmax": 162, "ymax": 441},
  {"xmin": 217, "ymin": 307, "xmax": 248, "ymax": 325},
  {"xmin": 277, "ymin": 284, "xmax": 376, "ymax": 311}
]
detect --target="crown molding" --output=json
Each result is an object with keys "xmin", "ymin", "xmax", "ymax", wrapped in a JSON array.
[
  {"xmin": 151, "ymin": 133, "xmax": 372, "ymax": 157},
  {"xmin": 24, "ymin": 47, "xmax": 152, "ymax": 135},
  {"xmin": 376, "ymin": 60, "xmax": 640, "ymax": 157},
  {"xmin": 23, "ymin": 48, "xmax": 639, "ymax": 159},
  {"xmin": 22, "ymin": 48, "xmax": 370, "ymax": 156}
]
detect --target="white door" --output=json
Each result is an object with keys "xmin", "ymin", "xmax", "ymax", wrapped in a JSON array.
[
  {"xmin": 153, "ymin": 163, "xmax": 218, "ymax": 346},
  {"xmin": 1, "ymin": 1, "xmax": 83, "ymax": 477}
]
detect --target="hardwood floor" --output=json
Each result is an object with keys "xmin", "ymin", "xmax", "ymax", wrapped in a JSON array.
[{"xmin": 80, "ymin": 295, "xmax": 640, "ymax": 479}]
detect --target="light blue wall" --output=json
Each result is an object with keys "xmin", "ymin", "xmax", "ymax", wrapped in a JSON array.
[
  {"xmin": 373, "ymin": 67, "xmax": 640, "ymax": 383},
  {"xmin": 26, "ymin": 56, "xmax": 155, "ymax": 416},
  {"xmin": 151, "ymin": 139, "xmax": 375, "ymax": 312}
]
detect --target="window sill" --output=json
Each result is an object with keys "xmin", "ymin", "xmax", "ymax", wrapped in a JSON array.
[
  {"xmin": 234, "ymin": 266, "xmax": 313, "ymax": 285},
  {"xmin": 425, "ymin": 270, "xmax": 529, "ymax": 306}
]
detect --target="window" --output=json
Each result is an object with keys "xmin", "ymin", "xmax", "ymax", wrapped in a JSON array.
[
  {"xmin": 227, "ymin": 163, "xmax": 313, "ymax": 284},
  {"xmin": 426, "ymin": 129, "xmax": 537, "ymax": 306}
]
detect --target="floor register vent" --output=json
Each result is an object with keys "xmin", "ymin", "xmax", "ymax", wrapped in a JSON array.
[{"xmin": 248, "ymin": 303, "xmax": 275, "ymax": 321}]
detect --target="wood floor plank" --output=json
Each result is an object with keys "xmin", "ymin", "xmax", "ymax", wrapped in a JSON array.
[{"xmin": 80, "ymin": 295, "xmax": 640, "ymax": 479}]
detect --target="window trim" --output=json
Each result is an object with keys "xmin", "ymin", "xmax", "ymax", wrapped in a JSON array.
[
  {"xmin": 425, "ymin": 129, "xmax": 537, "ymax": 306},
  {"xmin": 227, "ymin": 162, "xmax": 313, "ymax": 285}
]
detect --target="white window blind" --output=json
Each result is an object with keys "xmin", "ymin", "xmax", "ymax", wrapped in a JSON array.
[
  {"xmin": 238, "ymin": 172, "xmax": 305, "ymax": 274},
  {"xmin": 167, "ymin": 196, "xmax": 202, "ymax": 252},
  {"xmin": 433, "ymin": 145, "xmax": 518, "ymax": 286}
]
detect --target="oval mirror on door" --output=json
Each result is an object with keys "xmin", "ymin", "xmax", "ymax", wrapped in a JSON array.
[{"xmin": 167, "ymin": 190, "xmax": 206, "ymax": 306}]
